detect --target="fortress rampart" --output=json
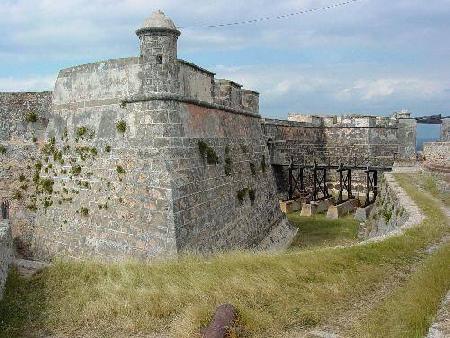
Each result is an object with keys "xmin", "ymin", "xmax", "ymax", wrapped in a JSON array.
[{"xmin": 0, "ymin": 11, "xmax": 446, "ymax": 261}]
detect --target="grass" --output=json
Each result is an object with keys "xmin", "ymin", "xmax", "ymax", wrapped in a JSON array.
[
  {"xmin": 288, "ymin": 213, "xmax": 359, "ymax": 248},
  {"xmin": 417, "ymin": 172, "xmax": 450, "ymax": 207},
  {"xmin": 0, "ymin": 174, "xmax": 449, "ymax": 338}
]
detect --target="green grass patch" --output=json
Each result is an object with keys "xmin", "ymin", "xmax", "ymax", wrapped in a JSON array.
[
  {"xmin": 288, "ymin": 213, "xmax": 359, "ymax": 248},
  {"xmin": 0, "ymin": 174, "xmax": 449, "ymax": 337}
]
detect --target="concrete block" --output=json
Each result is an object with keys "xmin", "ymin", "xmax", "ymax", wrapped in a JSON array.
[
  {"xmin": 300, "ymin": 198, "xmax": 334, "ymax": 217},
  {"xmin": 327, "ymin": 198, "xmax": 360, "ymax": 219},
  {"xmin": 354, "ymin": 204, "xmax": 374, "ymax": 222},
  {"xmin": 279, "ymin": 199, "xmax": 301, "ymax": 214}
]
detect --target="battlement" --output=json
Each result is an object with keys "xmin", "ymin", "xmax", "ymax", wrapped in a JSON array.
[{"xmin": 288, "ymin": 113, "xmax": 397, "ymax": 128}]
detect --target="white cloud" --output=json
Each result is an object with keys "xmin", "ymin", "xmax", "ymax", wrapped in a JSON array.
[{"xmin": 0, "ymin": 75, "xmax": 56, "ymax": 92}]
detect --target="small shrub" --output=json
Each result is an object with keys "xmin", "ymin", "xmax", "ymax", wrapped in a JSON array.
[
  {"xmin": 43, "ymin": 198, "xmax": 53, "ymax": 209},
  {"xmin": 224, "ymin": 157, "xmax": 232, "ymax": 176},
  {"xmin": 116, "ymin": 120, "xmax": 127, "ymax": 134},
  {"xmin": 105, "ymin": 145, "xmax": 111, "ymax": 153},
  {"xmin": 249, "ymin": 189, "xmax": 256, "ymax": 205},
  {"xmin": 197, "ymin": 141, "xmax": 219, "ymax": 165},
  {"xmin": 71, "ymin": 165, "xmax": 82, "ymax": 176},
  {"xmin": 116, "ymin": 165, "xmax": 126, "ymax": 174},
  {"xmin": 206, "ymin": 148, "xmax": 219, "ymax": 165},
  {"xmin": 261, "ymin": 155, "xmax": 267, "ymax": 173},
  {"xmin": 237, "ymin": 188, "xmax": 248, "ymax": 204},
  {"xmin": 0, "ymin": 145, "xmax": 6, "ymax": 155},
  {"xmin": 249, "ymin": 162, "xmax": 257, "ymax": 176},
  {"xmin": 20, "ymin": 184, "xmax": 28, "ymax": 191},
  {"xmin": 198, "ymin": 140, "xmax": 208, "ymax": 158},
  {"xmin": 32, "ymin": 137, "xmax": 37, "ymax": 143},
  {"xmin": 25, "ymin": 111, "xmax": 38, "ymax": 123},
  {"xmin": 76, "ymin": 126, "xmax": 88, "ymax": 139},
  {"xmin": 19, "ymin": 174, "xmax": 26, "ymax": 182},
  {"xmin": 90, "ymin": 147, "xmax": 98, "ymax": 156},
  {"xmin": 40, "ymin": 178, "xmax": 54, "ymax": 194},
  {"xmin": 35, "ymin": 161, "xmax": 42, "ymax": 171},
  {"xmin": 80, "ymin": 207, "xmax": 89, "ymax": 217},
  {"xmin": 13, "ymin": 191, "xmax": 22, "ymax": 200},
  {"xmin": 224, "ymin": 146, "xmax": 232, "ymax": 176}
]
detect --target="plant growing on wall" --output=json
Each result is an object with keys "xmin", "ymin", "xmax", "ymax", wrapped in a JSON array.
[
  {"xmin": 25, "ymin": 111, "xmax": 38, "ymax": 123},
  {"xmin": 116, "ymin": 120, "xmax": 127, "ymax": 134},
  {"xmin": 261, "ymin": 155, "xmax": 267, "ymax": 173},
  {"xmin": 116, "ymin": 165, "xmax": 126, "ymax": 174},
  {"xmin": 224, "ymin": 146, "xmax": 232, "ymax": 176},
  {"xmin": 105, "ymin": 145, "xmax": 111, "ymax": 153},
  {"xmin": 198, "ymin": 141, "xmax": 219, "ymax": 165},
  {"xmin": 249, "ymin": 162, "xmax": 257, "ymax": 176},
  {"xmin": 237, "ymin": 188, "xmax": 249, "ymax": 204},
  {"xmin": 248, "ymin": 189, "xmax": 256, "ymax": 205},
  {"xmin": 71, "ymin": 165, "xmax": 82, "ymax": 176},
  {"xmin": 80, "ymin": 207, "xmax": 89, "ymax": 217},
  {"xmin": 0, "ymin": 145, "xmax": 5, "ymax": 154}
]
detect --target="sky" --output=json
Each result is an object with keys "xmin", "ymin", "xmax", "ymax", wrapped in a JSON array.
[{"xmin": 0, "ymin": 0, "xmax": 449, "ymax": 125}]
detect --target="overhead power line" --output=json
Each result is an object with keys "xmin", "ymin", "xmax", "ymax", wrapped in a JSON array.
[{"xmin": 179, "ymin": 0, "xmax": 363, "ymax": 30}]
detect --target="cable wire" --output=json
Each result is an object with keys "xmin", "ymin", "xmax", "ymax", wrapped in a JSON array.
[{"xmin": 179, "ymin": 0, "xmax": 362, "ymax": 29}]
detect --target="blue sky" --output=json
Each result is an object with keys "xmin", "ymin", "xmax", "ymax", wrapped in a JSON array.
[{"xmin": 1, "ymin": 0, "xmax": 449, "ymax": 124}]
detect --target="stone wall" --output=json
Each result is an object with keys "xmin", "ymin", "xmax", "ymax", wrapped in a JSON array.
[
  {"xmin": 361, "ymin": 173, "xmax": 422, "ymax": 238},
  {"xmin": 423, "ymin": 142, "xmax": 450, "ymax": 171},
  {"xmin": 11, "ymin": 17, "xmax": 292, "ymax": 261},
  {"xmin": 441, "ymin": 118, "xmax": 450, "ymax": 142},
  {"xmin": 0, "ymin": 220, "xmax": 13, "ymax": 300},
  {"xmin": 0, "ymin": 91, "xmax": 52, "ymax": 256},
  {"xmin": 263, "ymin": 115, "xmax": 399, "ymax": 199}
]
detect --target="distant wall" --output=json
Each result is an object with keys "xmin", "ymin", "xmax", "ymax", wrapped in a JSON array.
[
  {"xmin": 423, "ymin": 142, "xmax": 450, "ymax": 171},
  {"xmin": 0, "ymin": 220, "xmax": 13, "ymax": 300},
  {"xmin": 441, "ymin": 118, "xmax": 450, "ymax": 142},
  {"xmin": 263, "ymin": 115, "xmax": 399, "ymax": 199}
]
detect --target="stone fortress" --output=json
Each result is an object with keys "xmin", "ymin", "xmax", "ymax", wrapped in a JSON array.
[{"xmin": 0, "ymin": 11, "xmax": 449, "ymax": 262}]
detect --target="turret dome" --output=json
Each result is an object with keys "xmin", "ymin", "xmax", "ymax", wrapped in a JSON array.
[{"xmin": 136, "ymin": 10, "xmax": 180, "ymax": 36}]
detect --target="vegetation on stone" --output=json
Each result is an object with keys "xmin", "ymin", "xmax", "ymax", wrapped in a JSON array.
[
  {"xmin": 116, "ymin": 120, "xmax": 127, "ymax": 134},
  {"xmin": 116, "ymin": 165, "xmax": 126, "ymax": 174},
  {"xmin": 25, "ymin": 111, "xmax": 38, "ymax": 123},
  {"xmin": 0, "ymin": 145, "xmax": 6, "ymax": 154}
]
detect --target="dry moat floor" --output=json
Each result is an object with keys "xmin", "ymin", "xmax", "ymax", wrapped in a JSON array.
[{"xmin": 0, "ymin": 173, "xmax": 449, "ymax": 338}]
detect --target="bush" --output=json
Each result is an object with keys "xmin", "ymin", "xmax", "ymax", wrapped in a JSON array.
[
  {"xmin": 116, "ymin": 165, "xmax": 126, "ymax": 174},
  {"xmin": 116, "ymin": 120, "xmax": 127, "ymax": 134},
  {"xmin": 80, "ymin": 207, "xmax": 89, "ymax": 217},
  {"xmin": 0, "ymin": 145, "xmax": 6, "ymax": 154},
  {"xmin": 237, "ymin": 188, "xmax": 248, "ymax": 204},
  {"xmin": 25, "ymin": 111, "xmax": 38, "ymax": 123}
]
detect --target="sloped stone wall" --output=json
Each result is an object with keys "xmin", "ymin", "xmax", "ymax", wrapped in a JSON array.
[{"xmin": 361, "ymin": 173, "xmax": 423, "ymax": 239}]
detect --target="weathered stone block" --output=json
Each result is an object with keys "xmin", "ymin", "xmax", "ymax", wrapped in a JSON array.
[
  {"xmin": 300, "ymin": 198, "xmax": 334, "ymax": 216},
  {"xmin": 326, "ymin": 198, "xmax": 360, "ymax": 219}
]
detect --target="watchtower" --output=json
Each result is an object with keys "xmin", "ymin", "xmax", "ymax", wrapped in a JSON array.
[{"xmin": 136, "ymin": 10, "xmax": 181, "ymax": 94}]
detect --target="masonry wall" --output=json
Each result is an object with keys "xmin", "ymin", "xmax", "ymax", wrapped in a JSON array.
[
  {"xmin": 263, "ymin": 115, "xmax": 399, "ymax": 199},
  {"xmin": 0, "ymin": 92, "xmax": 52, "ymax": 256},
  {"xmin": 172, "ymin": 103, "xmax": 289, "ymax": 252},
  {"xmin": 441, "ymin": 118, "xmax": 450, "ymax": 142},
  {"xmin": 423, "ymin": 142, "xmax": 450, "ymax": 171},
  {"xmin": 0, "ymin": 220, "xmax": 13, "ymax": 300}
]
